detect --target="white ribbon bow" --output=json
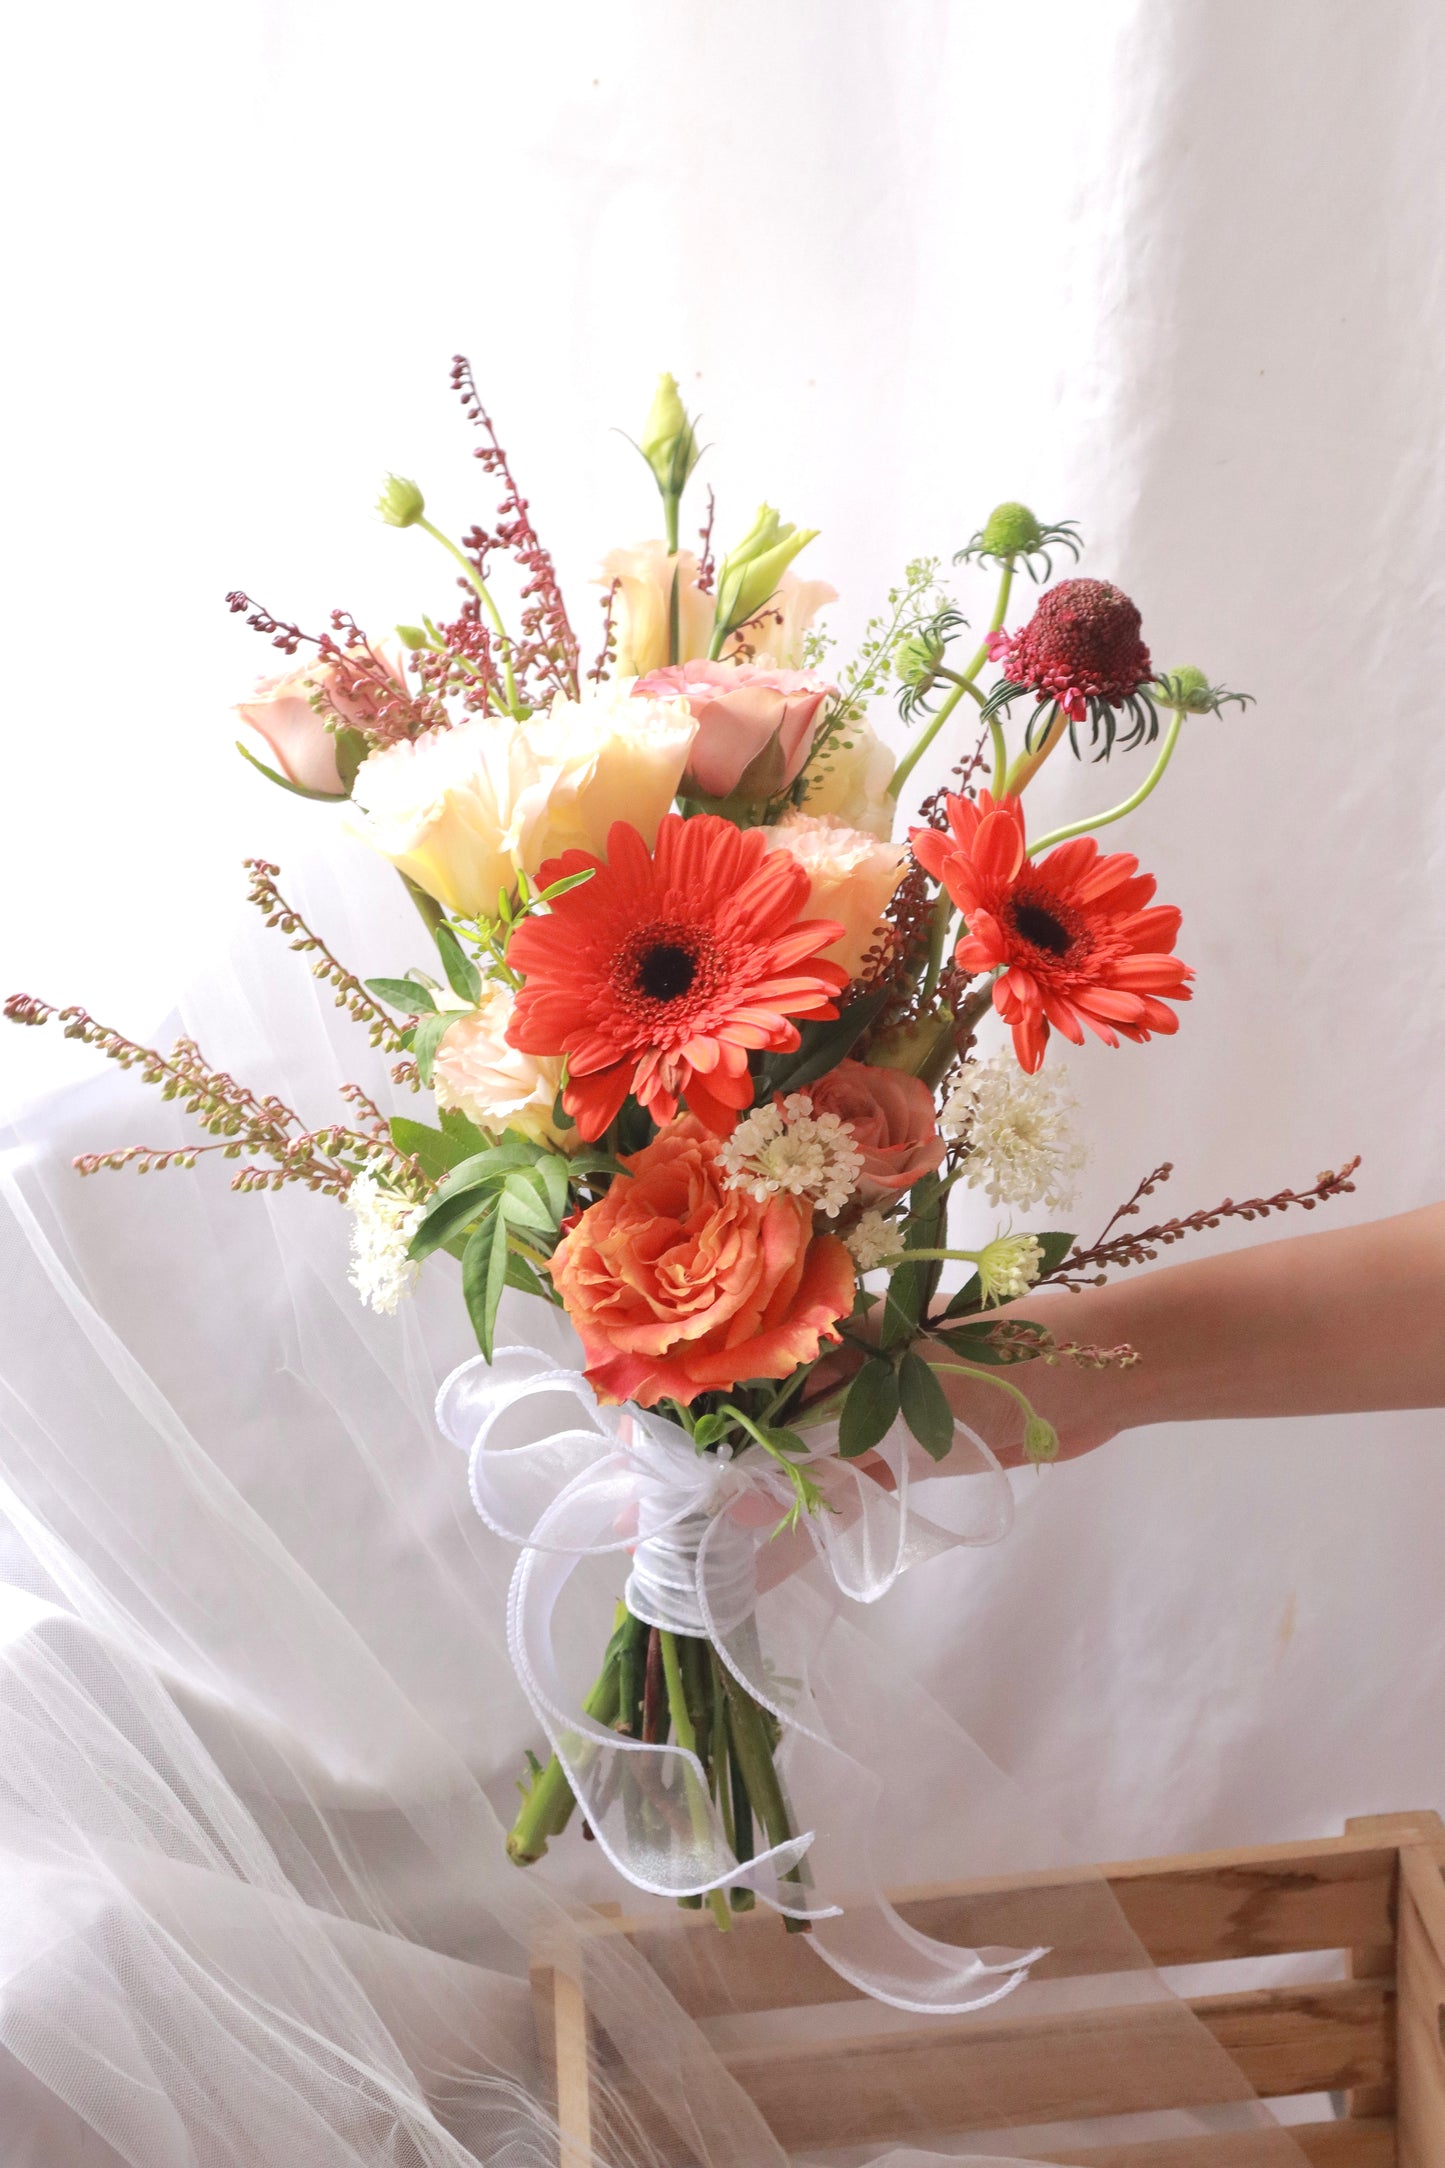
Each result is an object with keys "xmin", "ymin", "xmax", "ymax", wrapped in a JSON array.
[{"xmin": 437, "ymin": 1344, "xmax": 1047, "ymax": 2014}]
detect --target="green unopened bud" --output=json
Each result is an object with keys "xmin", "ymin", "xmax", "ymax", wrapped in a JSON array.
[
  {"xmin": 1154, "ymin": 665, "xmax": 1253, "ymax": 717},
  {"xmin": 638, "ymin": 372, "xmax": 700, "ymax": 501},
  {"xmin": 1024, "ymin": 1414, "xmax": 1060, "ymax": 1464},
  {"xmin": 1159, "ymin": 666, "xmax": 1213, "ymax": 711},
  {"xmin": 377, "ymin": 475, "xmax": 426, "ymax": 529},
  {"xmin": 395, "ymin": 623, "xmax": 430, "ymax": 651},
  {"xmin": 867, "ymin": 1009, "xmax": 957, "ymax": 1088},
  {"xmin": 895, "ymin": 628, "xmax": 946, "ymax": 691},
  {"xmin": 713, "ymin": 503, "xmax": 819, "ymax": 647},
  {"xmin": 979, "ymin": 502, "xmax": 1044, "ymax": 560}
]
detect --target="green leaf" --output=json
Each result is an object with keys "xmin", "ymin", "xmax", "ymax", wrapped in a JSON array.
[
  {"xmin": 1032, "ymin": 1230, "xmax": 1077, "ymax": 1277},
  {"xmin": 496, "ymin": 1169, "xmax": 558, "ymax": 1234},
  {"xmin": 434, "ymin": 923, "xmax": 482, "ymax": 1005},
  {"xmin": 408, "ymin": 1185, "xmax": 493, "ymax": 1262},
  {"xmin": 235, "ymin": 739, "xmax": 345, "ymax": 803},
  {"xmin": 880, "ymin": 1172, "xmax": 946, "ymax": 1350},
  {"xmin": 368, "ymin": 977, "xmax": 438, "ymax": 1014},
  {"xmin": 410, "ymin": 1011, "xmax": 452, "ymax": 1087},
  {"xmin": 461, "ymin": 1208, "xmax": 509, "ymax": 1360},
  {"xmin": 434, "ymin": 1139, "xmax": 545, "ymax": 1202},
  {"xmin": 898, "ymin": 1350, "xmax": 954, "ymax": 1462},
  {"xmin": 564, "ymin": 1148, "xmax": 631, "ymax": 1181},
  {"xmin": 333, "ymin": 727, "xmax": 368, "ymax": 794},
  {"xmin": 941, "ymin": 1271, "xmax": 982, "ymax": 1319},
  {"xmin": 531, "ymin": 1151, "xmax": 570, "ymax": 1223},
  {"xmin": 932, "ymin": 1316, "xmax": 1052, "ymax": 1366},
  {"xmin": 838, "ymin": 1358, "xmax": 900, "ymax": 1459},
  {"xmin": 536, "ymin": 867, "xmax": 597, "ymax": 903},
  {"xmin": 504, "ymin": 1251, "xmax": 549, "ymax": 1301},
  {"xmin": 438, "ymin": 1107, "xmax": 491, "ymax": 1159},
  {"xmin": 757, "ymin": 987, "xmax": 890, "ymax": 1098}
]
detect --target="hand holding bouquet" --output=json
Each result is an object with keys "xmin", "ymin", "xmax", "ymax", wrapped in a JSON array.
[{"xmin": 9, "ymin": 365, "xmax": 1357, "ymax": 1996}]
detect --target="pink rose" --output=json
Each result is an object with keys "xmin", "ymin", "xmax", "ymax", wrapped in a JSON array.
[
  {"xmin": 635, "ymin": 658, "xmax": 835, "ymax": 801},
  {"xmin": 236, "ymin": 644, "xmax": 409, "ymax": 796},
  {"xmin": 808, "ymin": 1059, "xmax": 945, "ymax": 1206}
]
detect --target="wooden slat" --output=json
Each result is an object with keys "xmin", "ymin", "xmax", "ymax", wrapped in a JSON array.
[
  {"xmin": 687, "ymin": 1980, "xmax": 1394, "ymax": 2152},
  {"xmin": 1397, "ymin": 1843, "xmax": 1445, "ymax": 2168},
  {"xmin": 1051, "ymin": 2119, "xmax": 1394, "ymax": 2166},
  {"xmin": 529, "ymin": 1958, "xmax": 593, "ymax": 2168},
  {"xmin": 612, "ymin": 1833, "xmax": 1400, "ymax": 2018}
]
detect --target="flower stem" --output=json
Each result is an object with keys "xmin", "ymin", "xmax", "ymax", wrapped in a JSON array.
[
  {"xmin": 660, "ymin": 1632, "xmax": 732, "ymax": 1932},
  {"xmin": 889, "ymin": 560, "xmax": 1015, "ymax": 803},
  {"xmin": 1004, "ymin": 703, "xmax": 1070, "ymax": 795},
  {"xmin": 924, "ymin": 1350, "xmax": 1044, "ymax": 1427},
  {"xmin": 919, "ymin": 887, "xmax": 955, "ymax": 1005},
  {"xmin": 718, "ymin": 1648, "xmax": 810, "ymax": 1933},
  {"xmin": 505, "ymin": 1646, "xmax": 621, "ymax": 1865},
  {"xmin": 417, "ymin": 516, "xmax": 523, "ymax": 719},
  {"xmin": 1027, "ymin": 706, "xmax": 1185, "ymax": 856}
]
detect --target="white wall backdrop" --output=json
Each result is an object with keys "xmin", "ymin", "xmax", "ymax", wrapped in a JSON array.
[{"xmin": 4, "ymin": 0, "xmax": 1445, "ymax": 1869}]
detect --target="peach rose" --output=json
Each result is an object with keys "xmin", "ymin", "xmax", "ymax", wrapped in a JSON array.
[
  {"xmin": 597, "ymin": 541, "xmax": 714, "ymax": 677},
  {"xmin": 236, "ymin": 644, "xmax": 408, "ymax": 796},
  {"xmin": 807, "ymin": 1060, "xmax": 945, "ymax": 1207},
  {"xmin": 548, "ymin": 1116, "xmax": 854, "ymax": 1407},
  {"xmin": 761, "ymin": 813, "xmax": 908, "ymax": 980},
  {"xmin": 634, "ymin": 659, "xmax": 835, "ymax": 801}
]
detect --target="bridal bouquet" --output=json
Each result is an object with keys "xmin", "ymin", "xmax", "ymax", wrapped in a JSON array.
[{"xmin": 9, "ymin": 364, "xmax": 1357, "ymax": 1992}]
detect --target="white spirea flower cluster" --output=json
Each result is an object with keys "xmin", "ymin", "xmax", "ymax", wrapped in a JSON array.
[
  {"xmin": 718, "ymin": 1092, "xmax": 864, "ymax": 1217},
  {"xmin": 941, "ymin": 1054, "xmax": 1086, "ymax": 1212},
  {"xmin": 844, "ymin": 1209, "xmax": 906, "ymax": 1272},
  {"xmin": 346, "ymin": 1174, "xmax": 425, "ymax": 1316}
]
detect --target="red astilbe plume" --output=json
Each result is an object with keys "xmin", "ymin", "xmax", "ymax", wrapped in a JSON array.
[
  {"xmin": 505, "ymin": 815, "xmax": 849, "ymax": 1139},
  {"xmin": 911, "ymin": 792, "xmax": 1192, "ymax": 1073},
  {"xmin": 450, "ymin": 355, "xmax": 581, "ymax": 706}
]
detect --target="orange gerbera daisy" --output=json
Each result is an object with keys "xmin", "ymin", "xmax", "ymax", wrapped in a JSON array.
[
  {"xmin": 505, "ymin": 813, "xmax": 849, "ymax": 1139},
  {"xmin": 911, "ymin": 791, "xmax": 1192, "ymax": 1073}
]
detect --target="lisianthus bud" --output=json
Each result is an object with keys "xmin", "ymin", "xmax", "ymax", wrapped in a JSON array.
[
  {"xmin": 395, "ymin": 623, "xmax": 430, "ymax": 651},
  {"xmin": 638, "ymin": 372, "xmax": 700, "ymax": 501},
  {"xmin": 377, "ymin": 475, "xmax": 426, "ymax": 529},
  {"xmin": 979, "ymin": 502, "xmax": 1045, "ymax": 560},
  {"xmin": 712, "ymin": 505, "xmax": 819, "ymax": 650},
  {"xmin": 1024, "ymin": 1414, "xmax": 1060, "ymax": 1464}
]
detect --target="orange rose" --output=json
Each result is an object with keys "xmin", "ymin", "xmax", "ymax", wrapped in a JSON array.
[{"xmin": 548, "ymin": 1116, "xmax": 854, "ymax": 1407}]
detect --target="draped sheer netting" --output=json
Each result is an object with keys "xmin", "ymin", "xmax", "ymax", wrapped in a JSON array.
[{"xmin": 0, "ymin": 855, "xmax": 1316, "ymax": 2166}]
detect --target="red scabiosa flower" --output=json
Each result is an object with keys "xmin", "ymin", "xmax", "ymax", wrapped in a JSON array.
[
  {"xmin": 505, "ymin": 813, "xmax": 849, "ymax": 1140},
  {"xmin": 985, "ymin": 577, "xmax": 1158, "ymax": 757},
  {"xmin": 911, "ymin": 792, "xmax": 1192, "ymax": 1073}
]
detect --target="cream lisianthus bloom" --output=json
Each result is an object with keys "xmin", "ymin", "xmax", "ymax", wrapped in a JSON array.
[
  {"xmin": 347, "ymin": 687, "xmax": 695, "ymax": 916},
  {"xmin": 524, "ymin": 682, "xmax": 697, "ymax": 862},
  {"xmin": 347, "ymin": 719, "xmax": 554, "ymax": 918},
  {"xmin": 433, "ymin": 984, "xmax": 574, "ymax": 1151},
  {"xmin": 731, "ymin": 567, "xmax": 838, "ymax": 669},
  {"xmin": 761, "ymin": 812, "xmax": 907, "ymax": 980},
  {"xmin": 799, "ymin": 718, "xmax": 897, "ymax": 840},
  {"xmin": 598, "ymin": 542, "xmax": 714, "ymax": 677}
]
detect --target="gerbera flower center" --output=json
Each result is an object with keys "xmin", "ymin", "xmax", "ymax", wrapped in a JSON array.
[
  {"xmin": 1008, "ymin": 897, "xmax": 1076, "ymax": 958},
  {"xmin": 636, "ymin": 942, "xmax": 698, "ymax": 1002}
]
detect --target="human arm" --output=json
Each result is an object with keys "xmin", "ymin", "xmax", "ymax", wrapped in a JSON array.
[{"xmin": 936, "ymin": 1203, "xmax": 1445, "ymax": 1467}]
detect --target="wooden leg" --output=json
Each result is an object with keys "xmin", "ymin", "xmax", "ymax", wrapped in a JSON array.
[
  {"xmin": 1397, "ymin": 1840, "xmax": 1445, "ymax": 2168},
  {"xmin": 531, "ymin": 1958, "xmax": 594, "ymax": 2168},
  {"xmin": 1344, "ymin": 1813, "xmax": 1445, "ymax": 2124}
]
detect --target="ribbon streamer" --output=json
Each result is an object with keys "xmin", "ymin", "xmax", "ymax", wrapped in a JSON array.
[{"xmin": 437, "ymin": 1344, "xmax": 1047, "ymax": 2013}]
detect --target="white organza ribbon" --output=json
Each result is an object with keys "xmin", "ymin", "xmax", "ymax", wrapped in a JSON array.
[{"xmin": 437, "ymin": 1344, "xmax": 1047, "ymax": 2013}]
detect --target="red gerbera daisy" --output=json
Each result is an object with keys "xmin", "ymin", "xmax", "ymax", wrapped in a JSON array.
[
  {"xmin": 911, "ymin": 792, "xmax": 1192, "ymax": 1073},
  {"xmin": 505, "ymin": 813, "xmax": 849, "ymax": 1139}
]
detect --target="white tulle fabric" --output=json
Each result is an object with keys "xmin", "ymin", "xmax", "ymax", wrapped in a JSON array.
[{"xmin": 0, "ymin": 852, "xmax": 1316, "ymax": 2164}]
